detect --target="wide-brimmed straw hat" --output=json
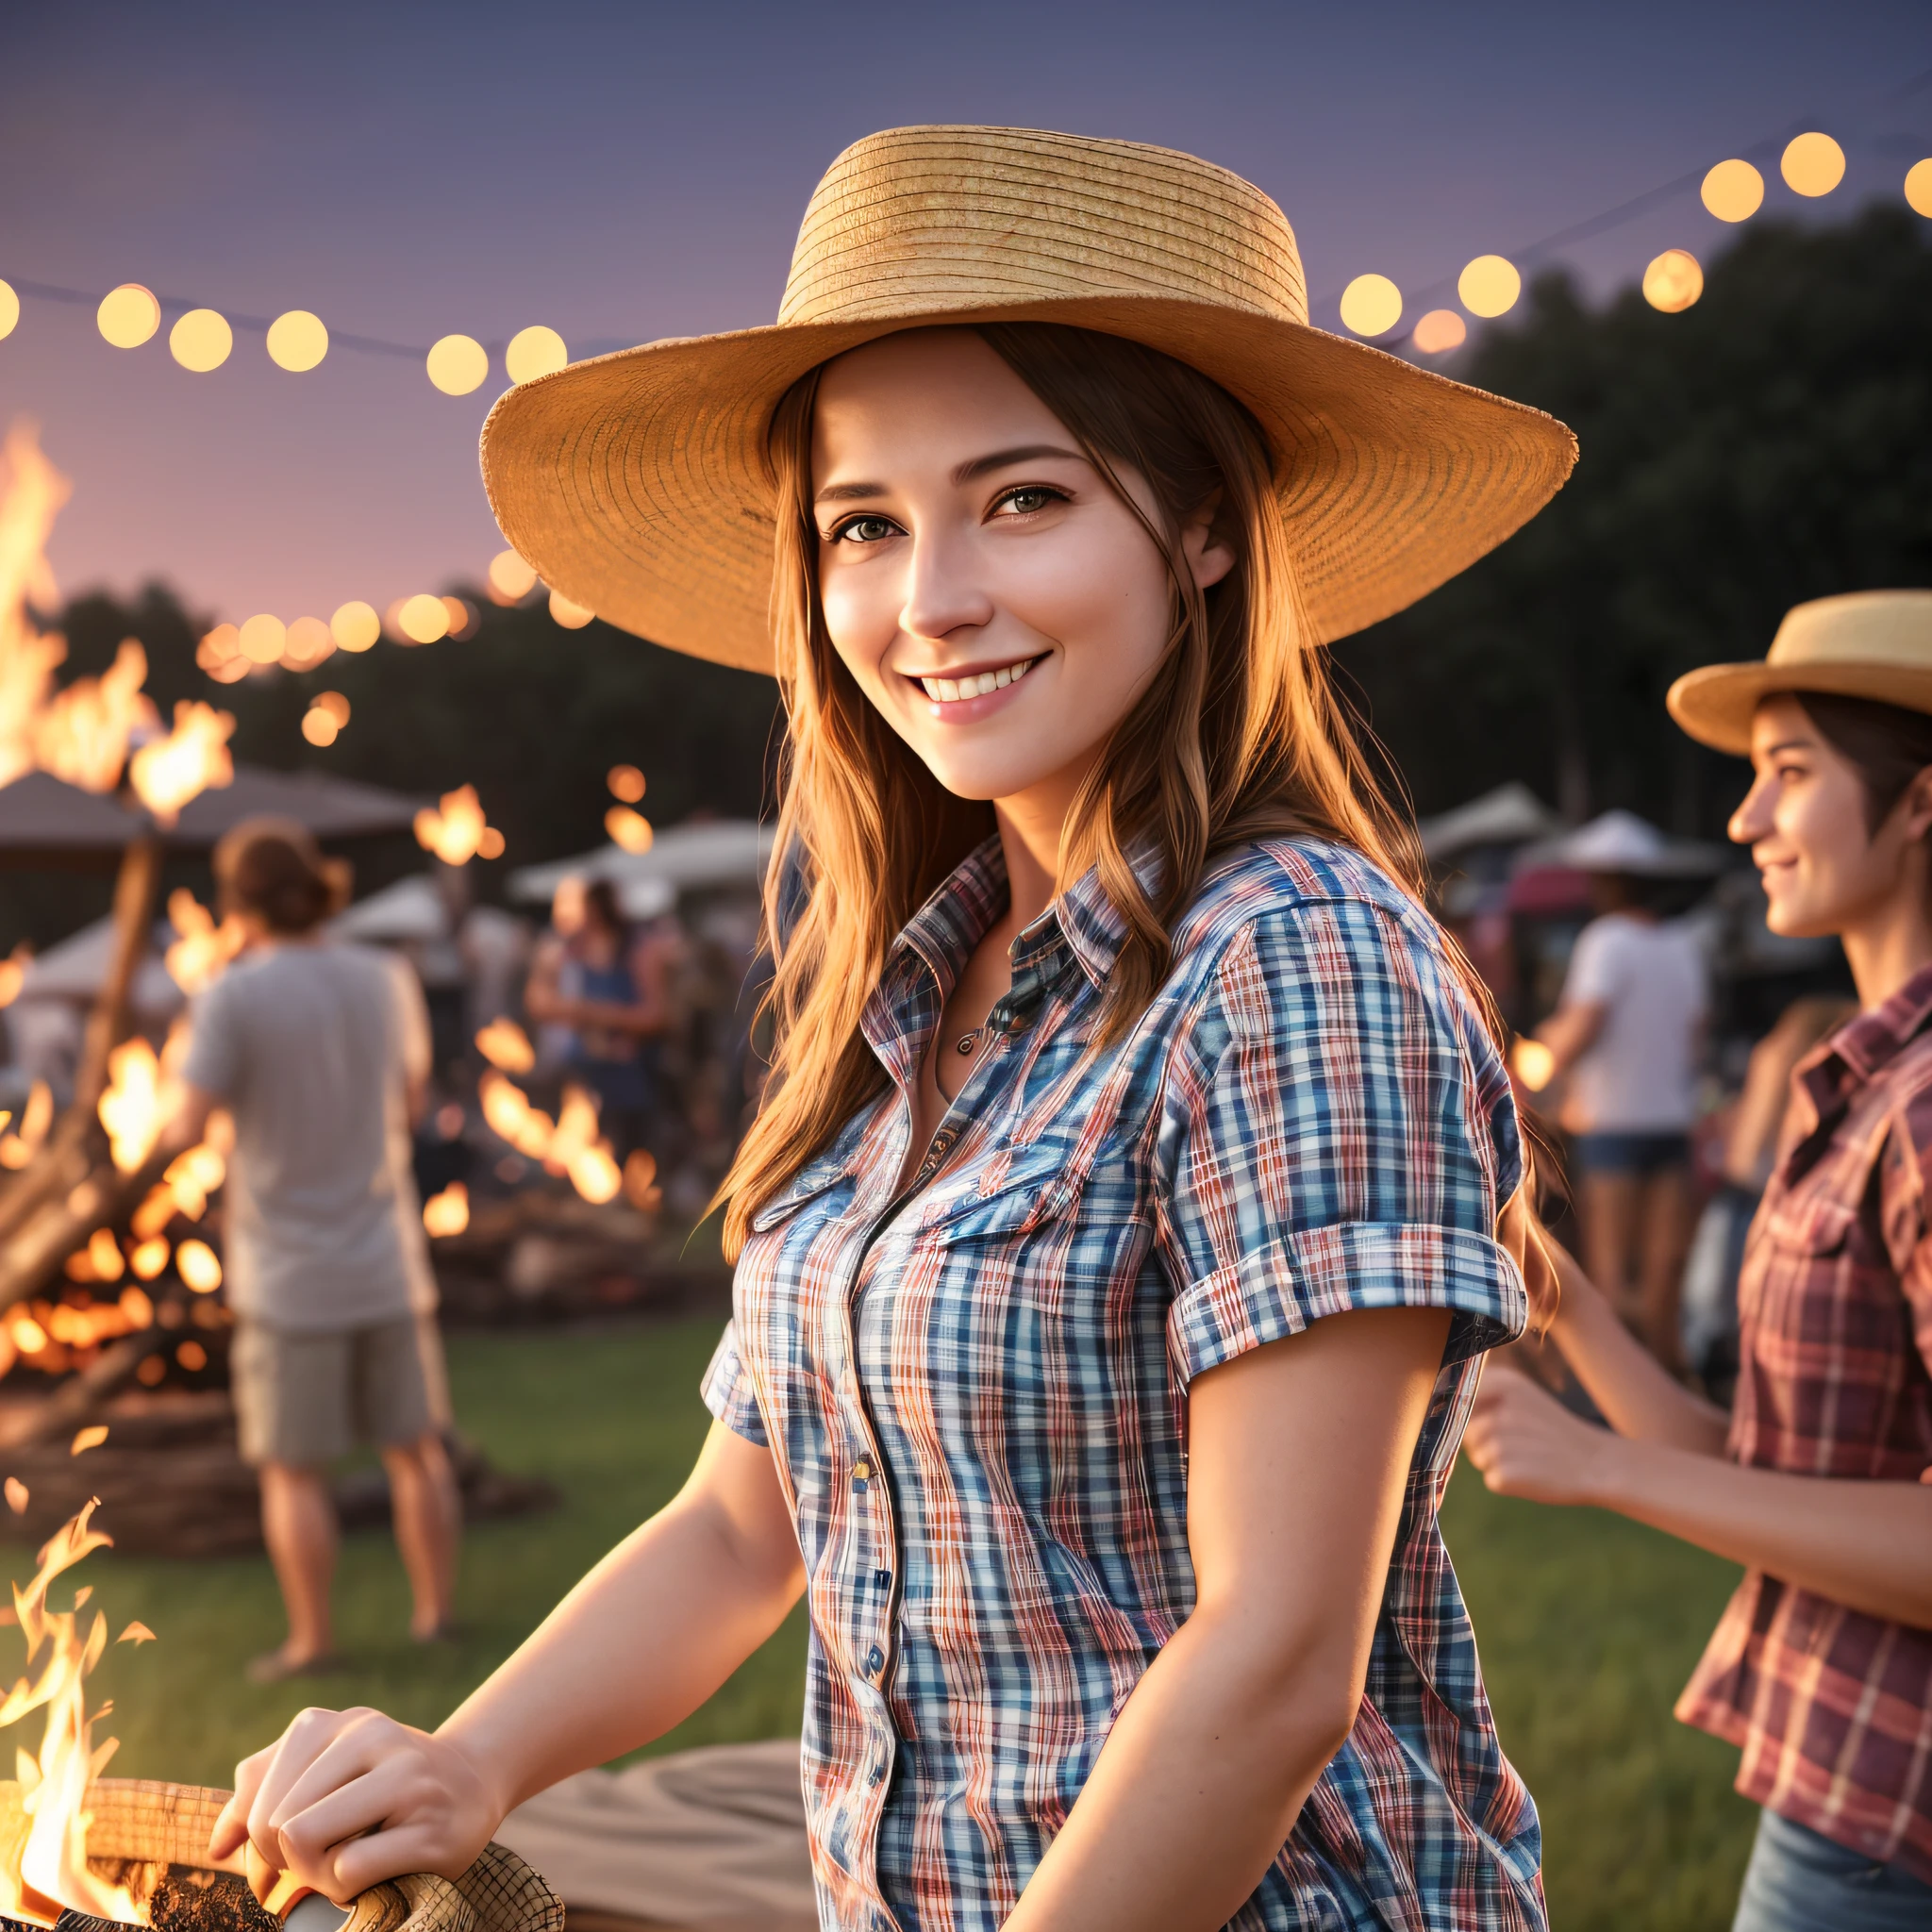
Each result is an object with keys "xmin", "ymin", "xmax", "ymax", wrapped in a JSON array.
[
  {"xmin": 1668, "ymin": 591, "xmax": 1932, "ymax": 755},
  {"xmin": 482, "ymin": 125, "xmax": 1577, "ymax": 675}
]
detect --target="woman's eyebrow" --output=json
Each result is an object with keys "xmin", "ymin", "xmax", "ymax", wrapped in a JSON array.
[{"xmin": 813, "ymin": 443, "xmax": 1087, "ymax": 507}]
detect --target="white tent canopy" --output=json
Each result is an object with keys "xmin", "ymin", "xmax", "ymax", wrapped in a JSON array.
[
  {"xmin": 14, "ymin": 917, "xmax": 184, "ymax": 1017},
  {"xmin": 508, "ymin": 819, "xmax": 772, "ymax": 916},
  {"xmin": 1418, "ymin": 783, "xmax": 1563, "ymax": 862}
]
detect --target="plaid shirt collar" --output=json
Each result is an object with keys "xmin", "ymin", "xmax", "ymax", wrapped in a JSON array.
[{"xmin": 1793, "ymin": 960, "xmax": 1932, "ymax": 1140}]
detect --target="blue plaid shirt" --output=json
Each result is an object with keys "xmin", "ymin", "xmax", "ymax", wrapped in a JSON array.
[{"xmin": 705, "ymin": 836, "xmax": 1543, "ymax": 1930}]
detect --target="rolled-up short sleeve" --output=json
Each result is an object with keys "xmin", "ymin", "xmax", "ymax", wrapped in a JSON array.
[
  {"xmin": 701, "ymin": 1319, "xmax": 770, "ymax": 1446},
  {"xmin": 1158, "ymin": 897, "xmax": 1526, "ymax": 1387}
]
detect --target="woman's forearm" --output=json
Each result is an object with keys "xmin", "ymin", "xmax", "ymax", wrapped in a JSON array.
[
  {"xmin": 1001, "ymin": 1606, "xmax": 1352, "ymax": 1932},
  {"xmin": 1549, "ymin": 1246, "xmax": 1729, "ymax": 1454},
  {"xmin": 1589, "ymin": 1434, "xmax": 1932, "ymax": 1627},
  {"xmin": 440, "ymin": 1474, "xmax": 803, "ymax": 1815}
]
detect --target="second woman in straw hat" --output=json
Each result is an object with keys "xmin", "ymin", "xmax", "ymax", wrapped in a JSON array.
[{"xmin": 219, "ymin": 125, "xmax": 1572, "ymax": 1931}]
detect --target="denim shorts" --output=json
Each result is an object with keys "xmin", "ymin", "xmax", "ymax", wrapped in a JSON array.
[
  {"xmin": 1733, "ymin": 1807, "xmax": 1932, "ymax": 1930},
  {"xmin": 1570, "ymin": 1129, "xmax": 1691, "ymax": 1176}
]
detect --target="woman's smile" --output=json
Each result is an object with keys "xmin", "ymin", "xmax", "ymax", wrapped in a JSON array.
[{"xmin": 910, "ymin": 651, "xmax": 1045, "ymax": 716}]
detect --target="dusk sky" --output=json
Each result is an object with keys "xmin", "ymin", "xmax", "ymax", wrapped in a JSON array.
[{"xmin": 6, "ymin": 1, "xmax": 1930, "ymax": 632}]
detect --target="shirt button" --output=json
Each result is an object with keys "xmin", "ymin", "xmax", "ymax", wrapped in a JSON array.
[
  {"xmin": 865, "ymin": 1643, "xmax": 885, "ymax": 1676},
  {"xmin": 873, "ymin": 1568, "xmax": 891, "ymax": 1591}
]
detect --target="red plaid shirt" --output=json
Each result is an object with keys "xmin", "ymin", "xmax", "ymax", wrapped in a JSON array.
[{"xmin": 1677, "ymin": 962, "xmax": 1932, "ymax": 1879}]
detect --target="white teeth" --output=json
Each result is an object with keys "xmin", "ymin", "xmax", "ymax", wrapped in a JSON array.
[{"xmin": 917, "ymin": 657, "xmax": 1039, "ymax": 704}]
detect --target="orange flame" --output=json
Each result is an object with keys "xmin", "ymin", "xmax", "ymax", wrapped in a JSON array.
[
  {"xmin": 477, "ymin": 1070, "xmax": 623, "ymax": 1205},
  {"xmin": 128, "ymin": 701, "xmax": 234, "ymax": 827},
  {"xmin": 162, "ymin": 889, "xmax": 245, "ymax": 996},
  {"xmin": 33, "ymin": 641, "xmax": 158, "ymax": 795},
  {"xmin": 0, "ymin": 1502, "xmax": 147, "ymax": 1924},
  {"xmin": 474, "ymin": 1017, "xmax": 535, "ymax": 1074},
  {"xmin": 0, "ymin": 1083, "xmax": 52, "ymax": 1172},
  {"xmin": 422, "ymin": 1180, "xmax": 469, "ymax": 1238},
  {"xmin": 415, "ymin": 784, "xmax": 501, "ymax": 866},
  {"xmin": 0, "ymin": 426, "xmax": 73, "ymax": 794},
  {"xmin": 97, "ymin": 1041, "xmax": 162, "ymax": 1174}
]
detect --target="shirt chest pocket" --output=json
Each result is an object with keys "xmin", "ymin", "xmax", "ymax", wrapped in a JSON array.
[
  {"xmin": 914, "ymin": 1148, "xmax": 1088, "ymax": 1247},
  {"xmin": 1749, "ymin": 1191, "xmax": 1899, "ymax": 1349}
]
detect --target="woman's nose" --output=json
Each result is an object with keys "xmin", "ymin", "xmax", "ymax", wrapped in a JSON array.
[
  {"xmin": 1728, "ymin": 776, "xmax": 1772, "ymax": 845},
  {"xmin": 901, "ymin": 529, "xmax": 994, "ymax": 643}
]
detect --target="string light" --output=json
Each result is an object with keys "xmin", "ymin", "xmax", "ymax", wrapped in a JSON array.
[
  {"xmin": 1701, "ymin": 159, "xmax": 1764, "ymax": 223},
  {"xmin": 237, "ymin": 613, "xmax": 287, "ymax": 664},
  {"xmin": 265, "ymin": 310, "xmax": 328, "ymax": 373},
  {"xmin": 96, "ymin": 286, "xmax": 159, "ymax": 350},
  {"xmin": 1339, "ymin": 274, "xmax": 1402, "ymax": 338},
  {"xmin": 330, "ymin": 601, "xmax": 381, "ymax": 652},
  {"xmin": 488, "ymin": 550, "xmax": 539, "ymax": 603},
  {"xmin": 1457, "ymin": 255, "xmax": 1521, "ymax": 320},
  {"xmin": 168, "ymin": 308, "xmax": 232, "ymax": 373},
  {"xmin": 608, "ymin": 764, "xmax": 645, "ymax": 803},
  {"xmin": 282, "ymin": 616, "xmax": 335, "ymax": 669},
  {"xmin": 1411, "ymin": 309, "xmax": 1467, "ymax": 355},
  {"xmin": 426, "ymin": 334, "xmax": 488, "ymax": 395},
  {"xmin": 0, "ymin": 283, "xmax": 16, "ymax": 343},
  {"xmin": 605, "ymin": 806, "xmax": 653, "ymax": 853},
  {"xmin": 1642, "ymin": 248, "xmax": 1704, "ymax": 313},
  {"xmin": 1907, "ymin": 159, "xmax": 1932, "ymax": 218},
  {"xmin": 548, "ymin": 591, "xmax": 594, "ymax": 629},
  {"xmin": 1781, "ymin": 132, "xmax": 1845, "ymax": 198},
  {"xmin": 505, "ymin": 326, "xmax": 567, "ymax": 384},
  {"xmin": 300, "ymin": 706, "xmax": 338, "ymax": 747}
]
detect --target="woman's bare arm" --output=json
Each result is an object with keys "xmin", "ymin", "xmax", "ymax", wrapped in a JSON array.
[
  {"xmin": 1542, "ymin": 1241, "xmax": 1729, "ymax": 1454},
  {"xmin": 1001, "ymin": 1306, "xmax": 1451, "ymax": 1932},
  {"xmin": 1534, "ymin": 998, "xmax": 1606, "ymax": 1081},
  {"xmin": 210, "ymin": 1423, "xmax": 805, "ymax": 1902},
  {"xmin": 1464, "ymin": 1369, "xmax": 1932, "ymax": 1626}
]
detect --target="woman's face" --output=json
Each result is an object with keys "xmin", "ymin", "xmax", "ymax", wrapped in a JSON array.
[
  {"xmin": 809, "ymin": 327, "xmax": 1232, "ymax": 812},
  {"xmin": 1729, "ymin": 693, "xmax": 1932, "ymax": 936}
]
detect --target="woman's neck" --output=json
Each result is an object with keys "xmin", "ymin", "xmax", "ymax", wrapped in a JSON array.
[
  {"xmin": 993, "ymin": 760, "xmax": 1091, "ymax": 937},
  {"xmin": 1841, "ymin": 894, "xmax": 1932, "ymax": 1010}
]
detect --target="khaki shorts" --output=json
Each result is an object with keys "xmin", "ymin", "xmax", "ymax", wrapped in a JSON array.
[{"xmin": 231, "ymin": 1313, "xmax": 451, "ymax": 1468}]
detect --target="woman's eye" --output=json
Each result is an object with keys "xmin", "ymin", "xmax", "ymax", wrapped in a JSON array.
[
  {"xmin": 992, "ymin": 486, "xmax": 1063, "ymax": 518},
  {"xmin": 831, "ymin": 515, "xmax": 900, "ymax": 544}
]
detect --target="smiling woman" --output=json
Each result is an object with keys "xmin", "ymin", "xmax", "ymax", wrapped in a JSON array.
[{"xmin": 221, "ymin": 125, "xmax": 1575, "ymax": 1932}]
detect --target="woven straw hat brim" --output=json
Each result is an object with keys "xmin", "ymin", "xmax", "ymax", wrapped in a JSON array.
[
  {"xmin": 1668, "ymin": 659, "xmax": 1932, "ymax": 755},
  {"xmin": 482, "ymin": 295, "xmax": 1577, "ymax": 675}
]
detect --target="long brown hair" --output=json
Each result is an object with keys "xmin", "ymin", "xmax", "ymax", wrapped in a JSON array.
[{"xmin": 718, "ymin": 322, "xmax": 1543, "ymax": 1307}]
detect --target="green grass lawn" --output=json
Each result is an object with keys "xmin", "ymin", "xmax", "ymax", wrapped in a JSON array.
[{"xmin": 26, "ymin": 1319, "xmax": 1756, "ymax": 1930}]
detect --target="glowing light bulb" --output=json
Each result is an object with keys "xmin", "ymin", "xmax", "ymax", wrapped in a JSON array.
[
  {"xmin": 1701, "ymin": 158, "xmax": 1764, "ymax": 223},
  {"xmin": 1339, "ymin": 275, "xmax": 1402, "ymax": 339},
  {"xmin": 169, "ymin": 308, "xmax": 233, "ymax": 373},
  {"xmin": 442, "ymin": 595, "xmax": 476, "ymax": 639},
  {"xmin": 0, "ymin": 281, "xmax": 17, "ymax": 342},
  {"xmin": 300, "ymin": 708, "xmax": 339, "ymax": 747},
  {"xmin": 330, "ymin": 601, "xmax": 380, "ymax": 652},
  {"xmin": 549, "ymin": 591, "xmax": 593, "ymax": 629},
  {"xmin": 1907, "ymin": 159, "xmax": 1932, "ymax": 219},
  {"xmin": 238, "ymin": 613, "xmax": 287, "ymax": 664},
  {"xmin": 98, "ymin": 284, "xmax": 160, "ymax": 349},
  {"xmin": 398, "ymin": 593, "xmax": 450, "ymax": 643},
  {"xmin": 505, "ymin": 325, "xmax": 568, "ymax": 385},
  {"xmin": 606, "ymin": 807, "xmax": 652, "ymax": 854},
  {"xmin": 315, "ymin": 691, "xmax": 350, "ymax": 725},
  {"xmin": 1457, "ymin": 256, "xmax": 1520, "ymax": 319},
  {"xmin": 487, "ymin": 549, "xmax": 538, "ymax": 604},
  {"xmin": 426, "ymin": 334, "xmax": 488, "ymax": 395},
  {"xmin": 1641, "ymin": 249, "xmax": 1704, "ymax": 314},
  {"xmin": 608, "ymin": 764, "xmax": 645, "ymax": 803},
  {"xmin": 266, "ymin": 309, "xmax": 328, "ymax": 372},
  {"xmin": 1781, "ymin": 132, "xmax": 1845, "ymax": 198},
  {"xmin": 1411, "ymin": 309, "xmax": 1467, "ymax": 356}
]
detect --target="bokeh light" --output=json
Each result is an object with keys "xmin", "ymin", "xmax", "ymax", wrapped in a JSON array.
[
  {"xmin": 1339, "ymin": 274, "xmax": 1402, "ymax": 338},
  {"xmin": 426, "ymin": 334, "xmax": 489, "ymax": 395},
  {"xmin": 505, "ymin": 326, "xmax": 569, "ymax": 385},
  {"xmin": 315, "ymin": 691, "xmax": 351, "ymax": 725},
  {"xmin": 608, "ymin": 764, "xmax": 645, "ymax": 803},
  {"xmin": 549, "ymin": 591, "xmax": 594, "ymax": 629},
  {"xmin": 195, "ymin": 624, "xmax": 240, "ymax": 672},
  {"xmin": 330, "ymin": 601, "xmax": 381, "ymax": 652},
  {"xmin": 478, "ymin": 827, "xmax": 506, "ymax": 860},
  {"xmin": 266, "ymin": 309, "xmax": 328, "ymax": 372},
  {"xmin": 487, "ymin": 550, "xmax": 539, "ymax": 604},
  {"xmin": 300, "ymin": 708, "xmax": 339, "ymax": 747},
  {"xmin": 238, "ymin": 613, "xmax": 287, "ymax": 664},
  {"xmin": 1701, "ymin": 158, "xmax": 1764, "ymax": 223},
  {"xmin": 282, "ymin": 616, "xmax": 335, "ymax": 669},
  {"xmin": 398, "ymin": 593, "xmax": 451, "ymax": 643},
  {"xmin": 1457, "ymin": 256, "xmax": 1520, "ymax": 319},
  {"xmin": 442, "ymin": 595, "xmax": 477, "ymax": 639},
  {"xmin": 0, "ymin": 282, "xmax": 17, "ymax": 342},
  {"xmin": 1411, "ymin": 310, "xmax": 1467, "ymax": 356},
  {"xmin": 1907, "ymin": 160, "xmax": 1932, "ymax": 218},
  {"xmin": 606, "ymin": 807, "xmax": 653, "ymax": 854},
  {"xmin": 169, "ymin": 308, "xmax": 233, "ymax": 373},
  {"xmin": 97, "ymin": 285, "xmax": 160, "ymax": 349},
  {"xmin": 1642, "ymin": 249, "xmax": 1704, "ymax": 314},
  {"xmin": 1781, "ymin": 132, "xmax": 1845, "ymax": 198}
]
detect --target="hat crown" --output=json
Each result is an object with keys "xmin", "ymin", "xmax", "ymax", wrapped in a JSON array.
[
  {"xmin": 1769, "ymin": 590, "xmax": 1932, "ymax": 673},
  {"xmin": 778, "ymin": 125, "xmax": 1307, "ymax": 331}
]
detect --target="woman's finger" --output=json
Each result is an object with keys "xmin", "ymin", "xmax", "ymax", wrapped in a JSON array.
[
  {"xmin": 211, "ymin": 1743, "xmax": 278, "ymax": 1860},
  {"xmin": 244, "ymin": 1708, "xmax": 374, "ymax": 1875},
  {"xmin": 265, "ymin": 1713, "xmax": 422, "ymax": 1835}
]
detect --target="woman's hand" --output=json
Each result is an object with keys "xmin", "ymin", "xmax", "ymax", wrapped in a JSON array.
[
  {"xmin": 210, "ymin": 1707, "xmax": 504, "ymax": 1905},
  {"xmin": 1462, "ymin": 1364, "xmax": 1624, "ymax": 1507}
]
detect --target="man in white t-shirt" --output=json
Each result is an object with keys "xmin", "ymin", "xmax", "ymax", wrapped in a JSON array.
[{"xmin": 1535, "ymin": 812, "xmax": 1710, "ymax": 1369}]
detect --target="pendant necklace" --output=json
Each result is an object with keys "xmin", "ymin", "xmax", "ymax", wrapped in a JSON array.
[{"xmin": 955, "ymin": 1026, "xmax": 980, "ymax": 1057}]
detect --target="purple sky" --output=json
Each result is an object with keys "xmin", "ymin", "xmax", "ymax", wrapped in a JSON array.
[{"xmin": 5, "ymin": 0, "xmax": 1929, "ymax": 632}]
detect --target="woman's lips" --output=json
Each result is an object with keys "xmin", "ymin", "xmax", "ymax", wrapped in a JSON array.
[{"xmin": 908, "ymin": 653, "xmax": 1042, "ymax": 723}]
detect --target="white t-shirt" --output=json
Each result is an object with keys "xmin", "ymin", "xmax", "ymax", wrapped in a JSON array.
[
  {"xmin": 1558, "ymin": 912, "xmax": 1707, "ymax": 1134},
  {"xmin": 182, "ymin": 941, "xmax": 435, "ymax": 1331}
]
